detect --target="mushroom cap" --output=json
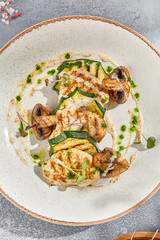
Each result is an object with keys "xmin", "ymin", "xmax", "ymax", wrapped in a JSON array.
[
  {"xmin": 31, "ymin": 103, "xmax": 53, "ymax": 141},
  {"xmin": 102, "ymin": 66, "xmax": 130, "ymax": 104}
]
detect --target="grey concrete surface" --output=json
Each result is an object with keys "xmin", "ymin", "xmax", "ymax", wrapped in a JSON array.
[{"xmin": 0, "ymin": 0, "xmax": 160, "ymax": 239}]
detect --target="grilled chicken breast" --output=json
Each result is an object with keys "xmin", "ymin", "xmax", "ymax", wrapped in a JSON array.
[
  {"xmin": 42, "ymin": 148, "xmax": 100, "ymax": 187},
  {"xmin": 49, "ymin": 108, "xmax": 107, "ymax": 142},
  {"xmin": 58, "ymin": 68, "xmax": 109, "ymax": 105}
]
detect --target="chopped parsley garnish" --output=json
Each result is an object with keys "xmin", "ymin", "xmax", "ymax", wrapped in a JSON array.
[
  {"xmin": 82, "ymin": 161, "xmax": 88, "ymax": 171},
  {"xmin": 132, "ymin": 115, "xmax": 138, "ymax": 125},
  {"xmin": 47, "ymin": 69, "xmax": 55, "ymax": 76},
  {"xmin": 31, "ymin": 154, "xmax": 39, "ymax": 160},
  {"xmin": 91, "ymin": 168, "xmax": 98, "ymax": 175},
  {"xmin": 107, "ymin": 66, "xmax": 114, "ymax": 72},
  {"xmin": 101, "ymin": 123, "xmax": 107, "ymax": 128},
  {"xmin": 135, "ymin": 92, "xmax": 140, "ymax": 99},
  {"xmin": 129, "ymin": 126, "xmax": 136, "ymax": 133},
  {"xmin": 18, "ymin": 122, "xmax": 24, "ymax": 133},
  {"xmin": 102, "ymin": 98, "xmax": 109, "ymax": 103},
  {"xmin": 99, "ymin": 166, "xmax": 104, "ymax": 171},
  {"xmin": 65, "ymin": 53, "xmax": 70, "ymax": 59},
  {"xmin": 84, "ymin": 59, "xmax": 93, "ymax": 68},
  {"xmin": 16, "ymin": 95, "xmax": 22, "ymax": 102},
  {"xmin": 96, "ymin": 62, "xmax": 101, "ymax": 69},
  {"xmin": 66, "ymin": 172, "xmax": 75, "ymax": 179},
  {"xmin": 67, "ymin": 151, "xmax": 72, "ymax": 156},
  {"xmin": 117, "ymin": 141, "xmax": 121, "ymax": 145},
  {"xmin": 120, "ymin": 125, "xmax": 127, "ymax": 132},
  {"xmin": 37, "ymin": 79, "xmax": 42, "ymax": 84},
  {"xmin": 127, "ymin": 77, "xmax": 137, "ymax": 88},
  {"xmin": 119, "ymin": 134, "xmax": 124, "ymax": 140},
  {"xmin": 41, "ymin": 62, "xmax": 45, "ymax": 66},
  {"xmin": 134, "ymin": 107, "xmax": 139, "ymax": 113},
  {"xmin": 118, "ymin": 145, "xmax": 125, "ymax": 151},
  {"xmin": 35, "ymin": 64, "xmax": 41, "ymax": 71},
  {"xmin": 26, "ymin": 74, "xmax": 32, "ymax": 84},
  {"xmin": 37, "ymin": 163, "xmax": 42, "ymax": 167}
]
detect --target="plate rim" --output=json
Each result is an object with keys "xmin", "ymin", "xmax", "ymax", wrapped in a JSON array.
[
  {"xmin": 113, "ymin": 231, "xmax": 160, "ymax": 240},
  {"xmin": 0, "ymin": 15, "xmax": 160, "ymax": 226}
]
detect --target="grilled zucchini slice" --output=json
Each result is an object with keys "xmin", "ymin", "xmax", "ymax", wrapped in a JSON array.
[
  {"xmin": 48, "ymin": 131, "xmax": 99, "ymax": 156},
  {"xmin": 53, "ymin": 87, "xmax": 106, "ymax": 117},
  {"xmin": 54, "ymin": 59, "xmax": 109, "ymax": 92}
]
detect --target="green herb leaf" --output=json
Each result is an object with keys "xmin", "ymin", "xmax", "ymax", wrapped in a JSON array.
[
  {"xmin": 47, "ymin": 69, "xmax": 55, "ymax": 76},
  {"xmin": 66, "ymin": 172, "xmax": 75, "ymax": 179},
  {"xmin": 37, "ymin": 79, "xmax": 42, "ymax": 84},
  {"xmin": 102, "ymin": 98, "xmax": 109, "ymax": 103},
  {"xmin": 35, "ymin": 64, "xmax": 41, "ymax": 71},
  {"xmin": 67, "ymin": 151, "xmax": 72, "ymax": 156},
  {"xmin": 16, "ymin": 95, "xmax": 22, "ymax": 102},
  {"xmin": 31, "ymin": 154, "xmax": 39, "ymax": 160},
  {"xmin": 132, "ymin": 115, "xmax": 138, "ymax": 125},
  {"xmin": 129, "ymin": 126, "xmax": 136, "ymax": 133},
  {"xmin": 82, "ymin": 161, "xmax": 88, "ymax": 171},
  {"xmin": 120, "ymin": 125, "xmax": 127, "ymax": 132},
  {"xmin": 107, "ymin": 66, "xmax": 114, "ymax": 72},
  {"xmin": 135, "ymin": 92, "xmax": 140, "ymax": 99},
  {"xmin": 96, "ymin": 62, "xmax": 101, "ymax": 69},
  {"xmin": 119, "ymin": 134, "xmax": 124, "ymax": 140},
  {"xmin": 134, "ymin": 107, "xmax": 139, "ymax": 113},
  {"xmin": 26, "ymin": 74, "xmax": 32, "ymax": 84},
  {"xmin": 77, "ymin": 174, "xmax": 87, "ymax": 185},
  {"xmin": 118, "ymin": 145, "xmax": 125, "ymax": 151},
  {"xmin": 101, "ymin": 123, "xmax": 107, "ymax": 128},
  {"xmin": 18, "ymin": 122, "xmax": 24, "ymax": 133},
  {"xmin": 65, "ymin": 53, "xmax": 70, "ymax": 59},
  {"xmin": 147, "ymin": 137, "xmax": 156, "ymax": 149}
]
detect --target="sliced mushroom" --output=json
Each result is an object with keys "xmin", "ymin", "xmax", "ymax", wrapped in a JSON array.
[
  {"xmin": 93, "ymin": 147, "xmax": 113, "ymax": 169},
  {"xmin": 102, "ymin": 66, "xmax": 130, "ymax": 104},
  {"xmin": 31, "ymin": 103, "xmax": 56, "ymax": 140},
  {"xmin": 93, "ymin": 147, "xmax": 129, "ymax": 177},
  {"xmin": 106, "ymin": 158, "xmax": 129, "ymax": 178}
]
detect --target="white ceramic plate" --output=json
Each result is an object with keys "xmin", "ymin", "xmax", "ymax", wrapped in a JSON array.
[{"xmin": 0, "ymin": 16, "xmax": 160, "ymax": 225}]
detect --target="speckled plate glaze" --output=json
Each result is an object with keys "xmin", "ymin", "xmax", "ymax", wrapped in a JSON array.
[
  {"xmin": 113, "ymin": 232, "xmax": 160, "ymax": 240},
  {"xmin": 0, "ymin": 16, "xmax": 160, "ymax": 226}
]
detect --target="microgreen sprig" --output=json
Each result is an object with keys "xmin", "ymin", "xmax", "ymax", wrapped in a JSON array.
[
  {"xmin": 17, "ymin": 112, "xmax": 36, "ymax": 137},
  {"xmin": 54, "ymin": 158, "xmax": 87, "ymax": 185},
  {"xmin": 134, "ymin": 125, "xmax": 156, "ymax": 149}
]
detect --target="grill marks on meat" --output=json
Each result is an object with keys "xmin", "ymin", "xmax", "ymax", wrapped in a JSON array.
[
  {"xmin": 59, "ymin": 68, "xmax": 109, "ymax": 105},
  {"xmin": 42, "ymin": 148, "xmax": 100, "ymax": 186},
  {"xmin": 49, "ymin": 108, "xmax": 107, "ymax": 142}
]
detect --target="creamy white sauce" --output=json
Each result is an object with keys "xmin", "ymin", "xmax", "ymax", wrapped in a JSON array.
[
  {"xmin": 99, "ymin": 54, "xmax": 119, "ymax": 67},
  {"xmin": 105, "ymin": 111, "xmax": 117, "ymax": 151},
  {"xmin": 78, "ymin": 52, "xmax": 93, "ymax": 57},
  {"xmin": 9, "ymin": 137, "xmax": 15, "ymax": 145},
  {"xmin": 109, "ymin": 176, "xmax": 120, "ymax": 184},
  {"xmin": 15, "ymin": 148, "xmax": 29, "ymax": 166},
  {"xmin": 129, "ymin": 151, "xmax": 137, "ymax": 167}
]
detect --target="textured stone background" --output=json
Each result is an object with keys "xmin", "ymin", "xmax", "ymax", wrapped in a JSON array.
[{"xmin": 0, "ymin": 0, "xmax": 160, "ymax": 239}]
